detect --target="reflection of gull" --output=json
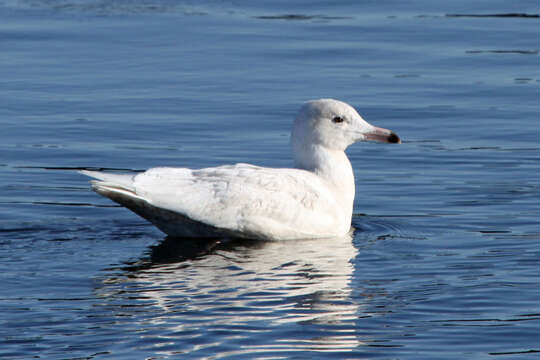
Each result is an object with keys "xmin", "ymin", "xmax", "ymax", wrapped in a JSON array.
[
  {"xmin": 82, "ymin": 99, "xmax": 399, "ymax": 240},
  {"xmin": 98, "ymin": 232, "xmax": 364, "ymax": 354}
]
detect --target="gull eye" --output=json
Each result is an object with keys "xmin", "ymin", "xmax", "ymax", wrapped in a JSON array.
[{"xmin": 332, "ymin": 116, "xmax": 345, "ymax": 124}]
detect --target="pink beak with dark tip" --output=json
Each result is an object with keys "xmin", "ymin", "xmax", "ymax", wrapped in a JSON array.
[{"xmin": 364, "ymin": 126, "xmax": 401, "ymax": 144}]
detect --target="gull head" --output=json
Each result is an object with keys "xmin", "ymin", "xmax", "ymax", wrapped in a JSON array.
[{"xmin": 292, "ymin": 99, "xmax": 400, "ymax": 153}]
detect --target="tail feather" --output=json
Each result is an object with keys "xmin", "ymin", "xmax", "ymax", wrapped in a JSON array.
[
  {"xmin": 80, "ymin": 170, "xmax": 136, "ymax": 191},
  {"xmin": 80, "ymin": 169, "xmax": 241, "ymax": 238},
  {"xmin": 80, "ymin": 170, "xmax": 146, "ymax": 203}
]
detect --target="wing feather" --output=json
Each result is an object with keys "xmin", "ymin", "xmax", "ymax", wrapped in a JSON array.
[{"xmin": 131, "ymin": 164, "xmax": 344, "ymax": 239}]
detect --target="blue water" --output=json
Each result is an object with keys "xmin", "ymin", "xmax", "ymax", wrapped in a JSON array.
[{"xmin": 2, "ymin": 0, "xmax": 540, "ymax": 358}]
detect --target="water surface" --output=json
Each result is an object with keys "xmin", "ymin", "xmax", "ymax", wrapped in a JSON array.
[{"xmin": 2, "ymin": 0, "xmax": 540, "ymax": 358}]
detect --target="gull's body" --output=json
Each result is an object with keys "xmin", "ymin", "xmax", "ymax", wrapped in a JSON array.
[{"xmin": 82, "ymin": 99, "xmax": 399, "ymax": 240}]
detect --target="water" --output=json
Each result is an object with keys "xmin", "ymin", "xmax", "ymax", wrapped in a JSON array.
[{"xmin": 2, "ymin": 0, "xmax": 540, "ymax": 358}]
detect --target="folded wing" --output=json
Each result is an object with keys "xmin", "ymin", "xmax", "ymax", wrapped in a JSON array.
[{"xmin": 83, "ymin": 164, "xmax": 345, "ymax": 240}]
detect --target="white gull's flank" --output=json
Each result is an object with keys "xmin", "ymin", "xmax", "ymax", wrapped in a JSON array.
[{"xmin": 81, "ymin": 99, "xmax": 400, "ymax": 240}]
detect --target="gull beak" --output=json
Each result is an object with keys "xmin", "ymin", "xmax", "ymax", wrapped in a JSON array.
[{"xmin": 364, "ymin": 126, "xmax": 401, "ymax": 144}]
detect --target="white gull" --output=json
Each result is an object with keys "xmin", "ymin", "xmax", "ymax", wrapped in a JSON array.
[{"xmin": 81, "ymin": 99, "xmax": 400, "ymax": 240}]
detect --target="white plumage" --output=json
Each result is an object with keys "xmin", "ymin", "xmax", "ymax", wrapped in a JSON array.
[{"xmin": 81, "ymin": 99, "xmax": 400, "ymax": 240}]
